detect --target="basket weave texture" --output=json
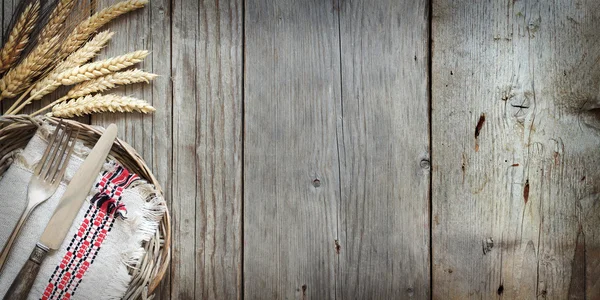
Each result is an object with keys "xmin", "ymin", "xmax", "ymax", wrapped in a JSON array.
[{"xmin": 0, "ymin": 115, "xmax": 170, "ymax": 300}]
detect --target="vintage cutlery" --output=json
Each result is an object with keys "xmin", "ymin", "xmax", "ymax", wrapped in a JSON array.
[
  {"xmin": 3, "ymin": 124, "xmax": 117, "ymax": 300},
  {"xmin": 0, "ymin": 121, "xmax": 78, "ymax": 274}
]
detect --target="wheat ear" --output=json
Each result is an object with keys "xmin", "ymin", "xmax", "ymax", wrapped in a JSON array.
[
  {"xmin": 61, "ymin": 0, "xmax": 148, "ymax": 55},
  {"xmin": 67, "ymin": 69, "xmax": 156, "ymax": 98},
  {"xmin": 55, "ymin": 50, "xmax": 149, "ymax": 85},
  {"xmin": 38, "ymin": 0, "xmax": 76, "ymax": 44},
  {"xmin": 0, "ymin": 1, "xmax": 40, "ymax": 74},
  {"xmin": 30, "ymin": 30, "xmax": 114, "ymax": 100},
  {"xmin": 30, "ymin": 69, "xmax": 156, "ymax": 116},
  {"xmin": 50, "ymin": 93, "xmax": 155, "ymax": 117},
  {"xmin": 0, "ymin": 0, "xmax": 75, "ymax": 100},
  {"xmin": 0, "ymin": 36, "xmax": 60, "ymax": 99},
  {"xmin": 15, "ymin": 47, "xmax": 146, "ymax": 114}
]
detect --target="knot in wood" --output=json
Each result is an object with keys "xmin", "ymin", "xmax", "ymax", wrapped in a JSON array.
[
  {"xmin": 482, "ymin": 237, "xmax": 494, "ymax": 255},
  {"xmin": 420, "ymin": 158, "xmax": 430, "ymax": 169}
]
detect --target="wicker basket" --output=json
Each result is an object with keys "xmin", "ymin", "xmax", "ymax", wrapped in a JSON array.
[{"xmin": 0, "ymin": 115, "xmax": 170, "ymax": 299}]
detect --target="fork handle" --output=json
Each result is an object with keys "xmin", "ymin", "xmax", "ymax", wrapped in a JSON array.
[
  {"xmin": 3, "ymin": 243, "xmax": 48, "ymax": 300},
  {"xmin": 0, "ymin": 205, "xmax": 34, "ymax": 273}
]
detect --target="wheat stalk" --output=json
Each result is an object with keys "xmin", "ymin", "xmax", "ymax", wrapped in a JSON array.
[
  {"xmin": 0, "ymin": 1, "xmax": 40, "ymax": 74},
  {"xmin": 50, "ymin": 93, "xmax": 155, "ymax": 117},
  {"xmin": 29, "ymin": 30, "xmax": 114, "ymax": 100},
  {"xmin": 55, "ymin": 50, "xmax": 148, "ymax": 85},
  {"xmin": 61, "ymin": 0, "xmax": 148, "ymax": 55},
  {"xmin": 67, "ymin": 69, "xmax": 156, "ymax": 98}
]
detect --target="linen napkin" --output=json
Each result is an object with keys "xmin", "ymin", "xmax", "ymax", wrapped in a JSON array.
[{"xmin": 0, "ymin": 124, "xmax": 166, "ymax": 300}]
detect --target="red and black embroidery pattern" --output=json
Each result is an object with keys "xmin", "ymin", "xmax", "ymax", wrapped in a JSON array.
[{"xmin": 41, "ymin": 164, "xmax": 138, "ymax": 300}]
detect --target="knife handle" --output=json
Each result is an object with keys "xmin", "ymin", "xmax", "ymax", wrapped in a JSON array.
[
  {"xmin": 3, "ymin": 243, "xmax": 48, "ymax": 300},
  {"xmin": 0, "ymin": 203, "xmax": 37, "ymax": 274}
]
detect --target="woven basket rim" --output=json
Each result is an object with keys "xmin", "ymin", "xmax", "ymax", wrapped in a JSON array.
[{"xmin": 0, "ymin": 115, "xmax": 171, "ymax": 299}]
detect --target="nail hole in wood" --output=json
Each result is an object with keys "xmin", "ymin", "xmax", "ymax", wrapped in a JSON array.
[{"xmin": 312, "ymin": 178, "xmax": 321, "ymax": 187}]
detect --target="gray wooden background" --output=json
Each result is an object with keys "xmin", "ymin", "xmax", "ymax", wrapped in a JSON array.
[{"xmin": 3, "ymin": 0, "xmax": 600, "ymax": 299}]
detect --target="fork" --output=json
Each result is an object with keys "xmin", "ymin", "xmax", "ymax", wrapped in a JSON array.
[{"xmin": 0, "ymin": 121, "xmax": 78, "ymax": 273}]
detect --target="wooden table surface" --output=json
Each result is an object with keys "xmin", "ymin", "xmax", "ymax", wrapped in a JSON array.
[{"xmin": 3, "ymin": 0, "xmax": 600, "ymax": 299}]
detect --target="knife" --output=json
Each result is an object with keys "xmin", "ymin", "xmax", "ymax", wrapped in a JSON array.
[{"xmin": 3, "ymin": 124, "xmax": 117, "ymax": 300}]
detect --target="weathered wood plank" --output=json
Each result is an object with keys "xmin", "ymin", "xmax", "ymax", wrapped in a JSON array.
[
  {"xmin": 245, "ymin": 0, "xmax": 430, "ymax": 298},
  {"xmin": 337, "ymin": 0, "xmax": 430, "ymax": 298},
  {"xmin": 171, "ymin": 0, "xmax": 243, "ymax": 299},
  {"xmin": 243, "ymin": 0, "xmax": 341, "ymax": 298},
  {"xmin": 170, "ymin": 1, "xmax": 198, "ymax": 298},
  {"xmin": 432, "ymin": 0, "xmax": 600, "ymax": 298},
  {"xmin": 92, "ymin": 0, "xmax": 155, "ymax": 159},
  {"xmin": 91, "ymin": 0, "xmax": 172, "ymax": 298}
]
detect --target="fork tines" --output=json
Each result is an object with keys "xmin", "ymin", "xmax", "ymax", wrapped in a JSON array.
[{"xmin": 36, "ymin": 121, "xmax": 79, "ymax": 183}]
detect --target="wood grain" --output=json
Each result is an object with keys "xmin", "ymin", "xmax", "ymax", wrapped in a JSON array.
[
  {"xmin": 244, "ymin": 0, "xmax": 430, "ymax": 298},
  {"xmin": 91, "ymin": 0, "xmax": 173, "ymax": 298},
  {"xmin": 337, "ymin": 0, "xmax": 430, "ymax": 298},
  {"xmin": 1, "ymin": 0, "xmax": 598, "ymax": 298},
  {"xmin": 171, "ymin": 0, "xmax": 243, "ymax": 299},
  {"xmin": 432, "ymin": 0, "xmax": 600, "ymax": 298},
  {"xmin": 243, "ymin": 0, "xmax": 341, "ymax": 298}
]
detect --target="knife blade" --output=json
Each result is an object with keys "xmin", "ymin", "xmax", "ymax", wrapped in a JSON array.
[
  {"xmin": 3, "ymin": 124, "xmax": 117, "ymax": 300},
  {"xmin": 40, "ymin": 123, "xmax": 117, "ymax": 249}
]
